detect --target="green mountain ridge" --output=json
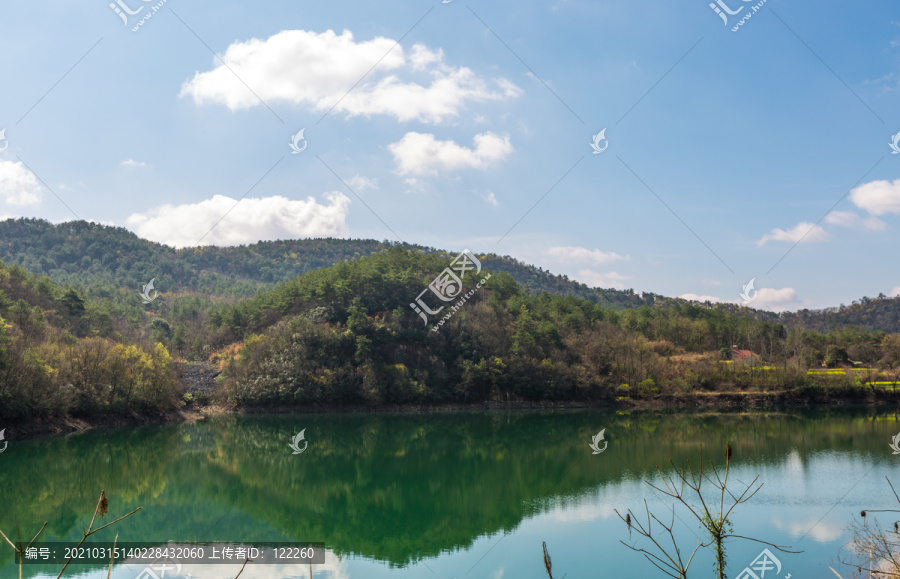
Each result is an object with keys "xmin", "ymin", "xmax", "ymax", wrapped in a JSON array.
[
  {"xmin": 1, "ymin": 217, "xmax": 897, "ymax": 334},
  {"xmin": 0, "ymin": 218, "xmax": 651, "ymax": 309}
]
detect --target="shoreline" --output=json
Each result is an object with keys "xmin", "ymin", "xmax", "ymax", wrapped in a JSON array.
[{"xmin": 5, "ymin": 390, "xmax": 899, "ymax": 440}]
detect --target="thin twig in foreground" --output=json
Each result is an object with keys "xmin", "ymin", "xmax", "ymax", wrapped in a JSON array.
[
  {"xmin": 56, "ymin": 490, "xmax": 142, "ymax": 579},
  {"xmin": 106, "ymin": 532, "xmax": 118, "ymax": 579},
  {"xmin": 234, "ymin": 557, "xmax": 253, "ymax": 578}
]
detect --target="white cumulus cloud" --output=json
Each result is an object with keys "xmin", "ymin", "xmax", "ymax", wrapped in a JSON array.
[
  {"xmin": 757, "ymin": 222, "xmax": 828, "ymax": 246},
  {"xmin": 126, "ymin": 193, "xmax": 350, "ymax": 248},
  {"xmin": 683, "ymin": 284, "xmax": 800, "ymax": 311},
  {"xmin": 0, "ymin": 160, "xmax": 41, "ymax": 205},
  {"xmin": 121, "ymin": 159, "xmax": 150, "ymax": 168},
  {"xmin": 746, "ymin": 287, "xmax": 799, "ymax": 312},
  {"xmin": 850, "ymin": 178, "xmax": 900, "ymax": 216},
  {"xmin": 389, "ymin": 132, "xmax": 512, "ymax": 176},
  {"xmin": 891, "ymin": 286, "xmax": 900, "ymax": 298},
  {"xmin": 179, "ymin": 29, "xmax": 520, "ymax": 123},
  {"xmin": 546, "ymin": 246, "xmax": 627, "ymax": 265}
]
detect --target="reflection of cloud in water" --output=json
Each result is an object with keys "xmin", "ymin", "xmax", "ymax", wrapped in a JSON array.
[
  {"xmin": 550, "ymin": 480, "xmax": 642, "ymax": 523},
  {"xmin": 492, "ymin": 567, "xmax": 505, "ymax": 579},
  {"xmin": 785, "ymin": 450, "xmax": 803, "ymax": 475},
  {"xmin": 771, "ymin": 515, "xmax": 843, "ymax": 543},
  {"xmin": 552, "ymin": 501, "xmax": 617, "ymax": 523}
]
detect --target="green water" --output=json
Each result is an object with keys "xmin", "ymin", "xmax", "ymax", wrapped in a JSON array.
[{"xmin": 1, "ymin": 408, "xmax": 899, "ymax": 578}]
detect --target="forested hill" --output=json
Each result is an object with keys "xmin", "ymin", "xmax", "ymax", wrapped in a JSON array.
[
  {"xmin": 1, "ymin": 218, "xmax": 898, "ymax": 333},
  {"xmin": 0, "ymin": 218, "xmax": 652, "ymax": 309},
  {"xmin": 780, "ymin": 296, "xmax": 900, "ymax": 334}
]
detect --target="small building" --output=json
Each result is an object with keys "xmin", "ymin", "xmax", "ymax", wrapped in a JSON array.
[{"xmin": 732, "ymin": 348, "xmax": 760, "ymax": 365}]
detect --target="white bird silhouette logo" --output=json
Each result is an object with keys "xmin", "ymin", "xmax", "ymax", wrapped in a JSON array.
[
  {"xmin": 0, "ymin": 429, "xmax": 7, "ymax": 454},
  {"xmin": 740, "ymin": 278, "xmax": 757, "ymax": 305},
  {"xmin": 890, "ymin": 432, "xmax": 900, "ymax": 455},
  {"xmin": 140, "ymin": 278, "xmax": 159, "ymax": 304},
  {"xmin": 0, "ymin": 129, "xmax": 7, "ymax": 153},
  {"xmin": 109, "ymin": 0, "xmax": 144, "ymax": 25},
  {"xmin": 289, "ymin": 129, "xmax": 308, "ymax": 154},
  {"xmin": 589, "ymin": 429, "xmax": 608, "ymax": 454},
  {"xmin": 289, "ymin": 429, "xmax": 308, "ymax": 454},
  {"xmin": 590, "ymin": 129, "xmax": 608, "ymax": 154},
  {"xmin": 890, "ymin": 131, "xmax": 900, "ymax": 155}
]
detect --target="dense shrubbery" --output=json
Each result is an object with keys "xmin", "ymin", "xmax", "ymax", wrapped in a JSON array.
[{"xmin": 0, "ymin": 261, "xmax": 179, "ymax": 419}]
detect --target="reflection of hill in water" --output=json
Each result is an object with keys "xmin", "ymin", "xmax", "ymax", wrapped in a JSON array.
[{"xmin": 0, "ymin": 407, "xmax": 897, "ymax": 573}]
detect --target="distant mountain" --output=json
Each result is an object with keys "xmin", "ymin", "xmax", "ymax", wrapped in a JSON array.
[
  {"xmin": 781, "ymin": 296, "xmax": 900, "ymax": 334},
  {"xmin": 0, "ymin": 218, "xmax": 897, "ymax": 333},
  {"xmin": 667, "ymin": 296, "xmax": 900, "ymax": 334},
  {"xmin": 0, "ymin": 218, "xmax": 652, "ymax": 309}
]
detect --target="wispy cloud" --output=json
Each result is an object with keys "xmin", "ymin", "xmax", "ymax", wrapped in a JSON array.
[
  {"xmin": 757, "ymin": 222, "xmax": 828, "ymax": 246},
  {"xmin": 121, "ymin": 159, "xmax": 150, "ymax": 168},
  {"xmin": 346, "ymin": 175, "xmax": 378, "ymax": 192},
  {"xmin": 576, "ymin": 269, "xmax": 630, "ymax": 290},
  {"xmin": 824, "ymin": 210, "xmax": 886, "ymax": 231},
  {"xmin": 546, "ymin": 246, "xmax": 627, "ymax": 265},
  {"xmin": 680, "ymin": 293, "xmax": 721, "ymax": 303}
]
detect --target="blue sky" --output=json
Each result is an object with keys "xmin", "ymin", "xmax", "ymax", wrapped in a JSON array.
[{"xmin": 0, "ymin": 0, "xmax": 899, "ymax": 311}]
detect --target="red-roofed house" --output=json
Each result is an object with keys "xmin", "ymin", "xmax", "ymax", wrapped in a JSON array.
[{"xmin": 732, "ymin": 348, "xmax": 760, "ymax": 365}]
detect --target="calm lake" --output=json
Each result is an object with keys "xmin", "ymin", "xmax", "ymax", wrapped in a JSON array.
[{"xmin": 1, "ymin": 408, "xmax": 899, "ymax": 579}]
